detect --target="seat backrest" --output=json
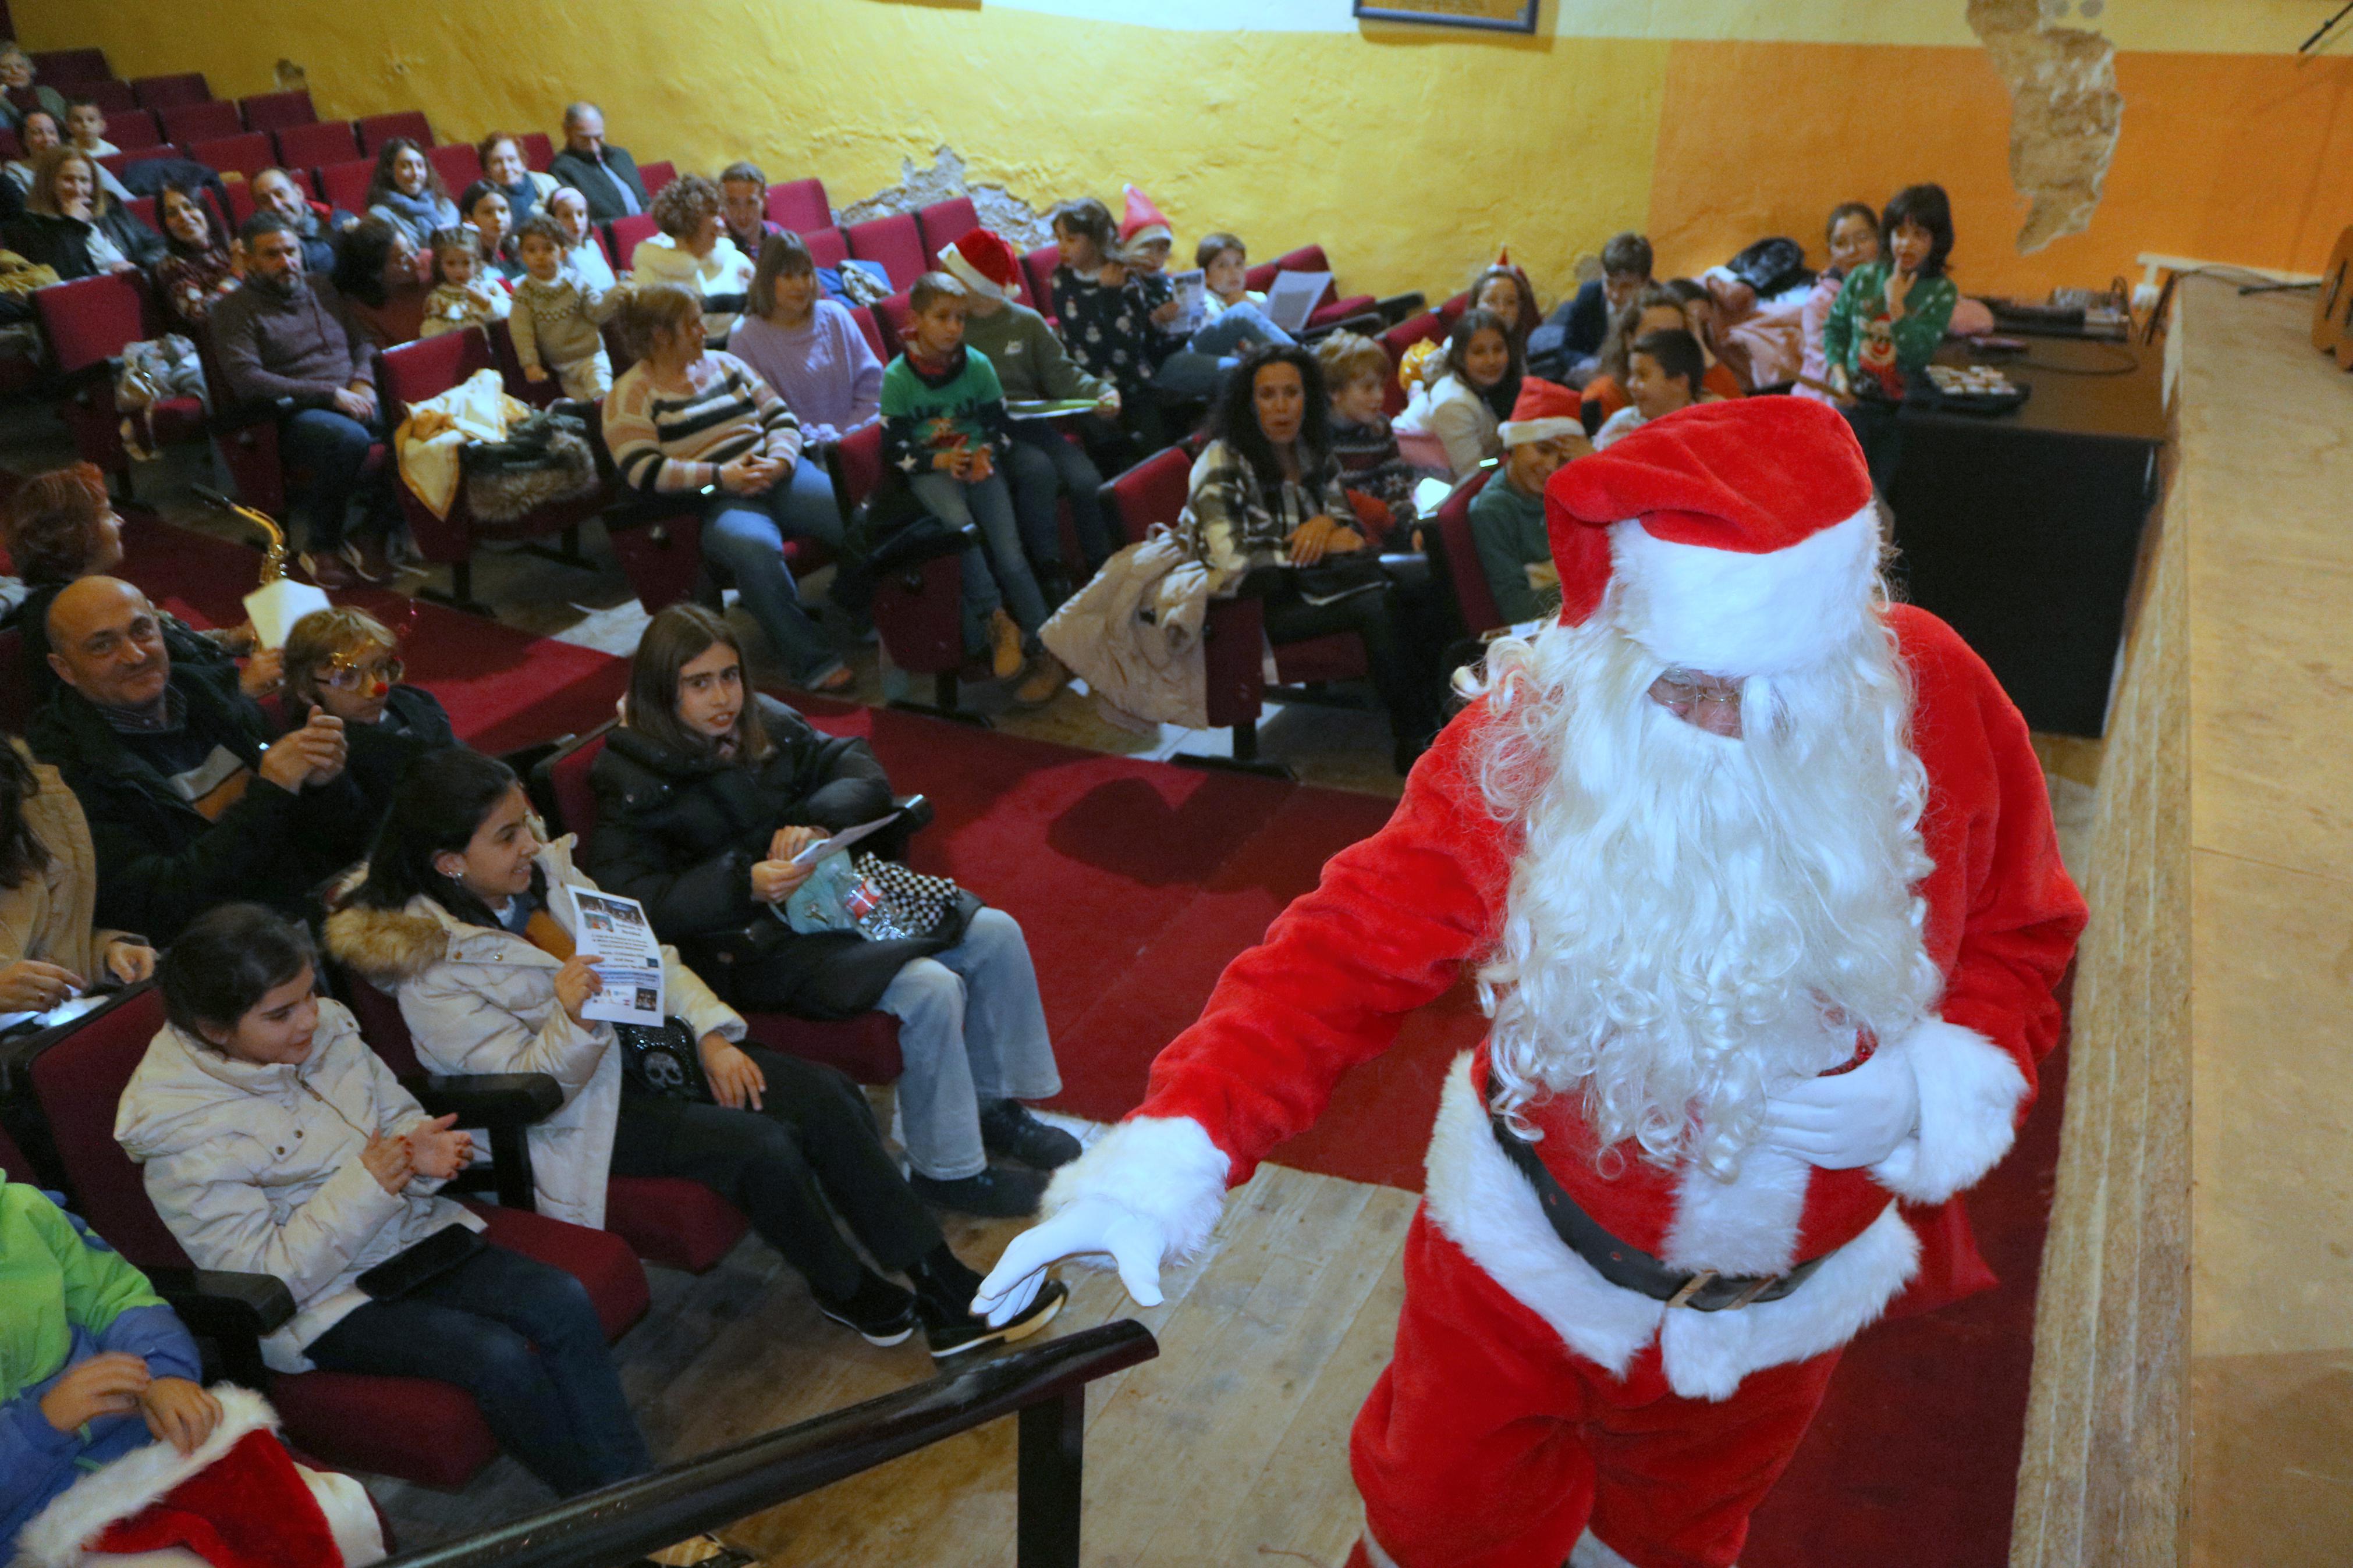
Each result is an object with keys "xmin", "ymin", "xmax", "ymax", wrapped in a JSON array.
[
  {"xmin": 520, "ymin": 131, "xmax": 555, "ymax": 172},
  {"xmin": 547, "ymin": 730, "xmax": 608, "ymax": 849},
  {"xmin": 608, "ymin": 214, "xmax": 659, "ymax": 271},
  {"xmin": 1431, "ymin": 468, "xmax": 1503, "ymax": 635},
  {"xmin": 638, "ymin": 161, "xmax": 677, "ymax": 199},
  {"xmin": 31, "ymin": 49, "xmax": 111, "ymax": 84},
  {"xmin": 914, "ymin": 197, "xmax": 978, "ymax": 269},
  {"xmin": 274, "ymin": 119, "xmax": 359, "ymax": 172},
  {"xmin": 847, "ymin": 304, "xmax": 885, "ymax": 363},
  {"xmin": 24, "ymin": 987, "xmax": 190, "ymax": 1270},
  {"xmin": 104, "ymin": 108, "xmax": 162, "ymax": 151},
  {"xmin": 833, "ymin": 421, "xmax": 884, "ymax": 509},
  {"xmin": 131, "ymin": 73, "xmax": 209, "ymax": 109},
  {"xmin": 124, "ymin": 194, "xmax": 158, "ymax": 234},
  {"xmin": 0, "ymin": 1117, "xmax": 34, "ymax": 1185},
  {"xmin": 1021, "ymin": 246, "xmax": 1060, "ymax": 317},
  {"xmin": 0, "ymin": 127, "xmax": 16, "ymax": 163},
  {"xmin": 765, "ymin": 177, "xmax": 830, "ymax": 232},
  {"xmin": 158, "ymin": 99, "xmax": 240, "ymax": 144},
  {"xmin": 803, "ymin": 225, "xmax": 847, "ymax": 270},
  {"xmin": 1380, "ymin": 310, "xmax": 1446, "ymax": 418},
  {"xmin": 1276, "ymin": 244, "xmax": 1332, "ymax": 275},
  {"xmin": 1105, "ymin": 445, "xmax": 1194, "ymax": 546},
  {"xmin": 845, "ymin": 214, "xmax": 925, "ymax": 291},
  {"xmin": 239, "ymin": 90, "xmax": 317, "ymax": 134},
  {"xmin": 357, "ymin": 111, "xmax": 431, "ymax": 154},
  {"xmin": 36, "ymin": 271, "xmax": 151, "ymax": 376},
  {"xmin": 332, "ymin": 963, "xmax": 423, "ymax": 1077},
  {"xmin": 190, "ymin": 132, "xmax": 273, "ymax": 180},
  {"xmin": 873, "ymin": 292, "xmax": 911, "ymax": 361},
  {"xmin": 85, "ymin": 80, "xmax": 139, "ymax": 115},
  {"xmin": 428, "ymin": 141, "xmax": 481, "ymax": 193},
  {"xmin": 318, "ymin": 158, "xmax": 374, "ymax": 216},
  {"xmin": 382, "ymin": 327, "xmax": 491, "ymax": 413},
  {"xmin": 1244, "ymin": 258, "xmax": 1280, "ymax": 294}
]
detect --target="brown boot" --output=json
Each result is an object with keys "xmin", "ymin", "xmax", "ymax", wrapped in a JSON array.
[
  {"xmin": 988, "ymin": 609, "xmax": 1025, "ymax": 680},
  {"xmin": 1013, "ymin": 655, "xmax": 1068, "ymax": 708}
]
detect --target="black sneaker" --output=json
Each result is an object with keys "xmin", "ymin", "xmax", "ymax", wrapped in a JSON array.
[
  {"xmin": 978, "ymin": 1101, "xmax": 1083, "ymax": 1171},
  {"xmin": 814, "ymin": 1269, "xmax": 918, "ymax": 1347},
  {"xmin": 909, "ymin": 1165, "xmax": 1049, "ymax": 1218},
  {"xmin": 921, "ymin": 1277, "xmax": 1068, "ymax": 1360}
]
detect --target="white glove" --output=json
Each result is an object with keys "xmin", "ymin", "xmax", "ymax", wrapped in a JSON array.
[
  {"xmin": 1759, "ymin": 1044, "xmax": 1921, "ymax": 1170},
  {"xmin": 970, "ymin": 1194, "xmax": 1172, "ymax": 1327}
]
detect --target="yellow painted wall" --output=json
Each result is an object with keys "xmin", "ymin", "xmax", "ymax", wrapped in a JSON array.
[{"xmin": 19, "ymin": 0, "xmax": 2353, "ymax": 309}]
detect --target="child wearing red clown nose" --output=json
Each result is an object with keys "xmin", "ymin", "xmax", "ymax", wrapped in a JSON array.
[{"xmin": 283, "ymin": 606, "xmax": 457, "ymax": 825}]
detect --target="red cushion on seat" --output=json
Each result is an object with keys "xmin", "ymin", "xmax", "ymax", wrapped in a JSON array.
[
  {"xmin": 102, "ymin": 109, "xmax": 162, "ymax": 151},
  {"xmin": 269, "ymin": 1371, "xmax": 499, "ymax": 1488},
  {"xmin": 34, "ymin": 272, "xmax": 151, "ymax": 378},
  {"xmin": 844, "ymin": 214, "xmax": 925, "ymax": 291},
  {"xmin": 638, "ymin": 161, "xmax": 676, "ymax": 199},
  {"xmin": 764, "ymin": 177, "xmax": 831, "ymax": 233},
  {"xmin": 427, "ymin": 142, "xmax": 481, "ymax": 193},
  {"xmin": 1021, "ymin": 246, "xmax": 1060, "ymax": 322},
  {"xmin": 239, "ymin": 91, "xmax": 317, "ymax": 134},
  {"xmin": 803, "ymin": 225, "xmax": 847, "ymax": 270},
  {"xmin": 130, "ymin": 73, "xmax": 209, "ymax": 110},
  {"xmin": 1273, "ymin": 631, "xmax": 1368, "ymax": 684},
  {"xmin": 1309, "ymin": 293, "xmax": 1379, "ymax": 331},
  {"xmin": 31, "ymin": 49, "xmax": 111, "ymax": 85},
  {"xmin": 603, "ymin": 1177, "xmax": 748, "ymax": 1274},
  {"xmin": 317, "ymin": 158, "xmax": 374, "ymax": 216},
  {"xmin": 190, "ymin": 133, "xmax": 274, "ymax": 180},
  {"xmin": 520, "ymin": 132, "xmax": 555, "ymax": 172},
  {"xmin": 274, "ymin": 120, "xmax": 359, "ymax": 172},
  {"xmin": 742, "ymin": 1011, "xmax": 903, "ymax": 1085},
  {"xmin": 26, "ymin": 987, "xmax": 190, "ymax": 1270},
  {"xmin": 914, "ymin": 197, "xmax": 978, "ymax": 269},
  {"xmin": 1103, "ymin": 446, "xmax": 1194, "ymax": 546},
  {"xmin": 548, "ymin": 731, "xmax": 606, "ymax": 844},
  {"xmin": 158, "ymin": 99, "xmax": 240, "ymax": 144},
  {"xmin": 469, "ymin": 1203, "xmax": 651, "ymax": 1341},
  {"xmin": 357, "ymin": 112, "xmax": 432, "ymax": 154},
  {"xmin": 607, "ymin": 214, "xmax": 659, "ymax": 271},
  {"xmin": 1432, "ymin": 468, "xmax": 1503, "ymax": 635},
  {"xmin": 846, "ymin": 302, "xmax": 883, "ymax": 361}
]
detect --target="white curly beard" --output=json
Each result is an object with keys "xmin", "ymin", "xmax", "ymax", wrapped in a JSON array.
[{"xmin": 1467, "ymin": 608, "xmax": 1943, "ymax": 1179}]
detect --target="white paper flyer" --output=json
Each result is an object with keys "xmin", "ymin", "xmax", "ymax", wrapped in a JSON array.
[{"xmin": 567, "ymin": 887, "xmax": 665, "ymax": 1026}]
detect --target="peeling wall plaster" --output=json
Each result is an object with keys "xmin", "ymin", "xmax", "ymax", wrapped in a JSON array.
[
  {"xmin": 1968, "ymin": 0, "xmax": 2126, "ymax": 252},
  {"xmin": 834, "ymin": 147, "xmax": 1055, "ymax": 254}
]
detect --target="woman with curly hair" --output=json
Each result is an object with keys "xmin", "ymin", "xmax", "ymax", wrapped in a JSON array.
[{"xmin": 629, "ymin": 173, "xmax": 755, "ymax": 344}]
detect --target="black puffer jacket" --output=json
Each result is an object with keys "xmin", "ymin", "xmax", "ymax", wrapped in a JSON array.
[{"xmin": 584, "ymin": 696, "xmax": 943, "ymax": 1018}]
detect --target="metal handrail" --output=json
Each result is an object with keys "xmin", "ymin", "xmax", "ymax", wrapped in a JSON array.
[{"xmin": 383, "ymin": 1319, "xmax": 1159, "ymax": 1568}]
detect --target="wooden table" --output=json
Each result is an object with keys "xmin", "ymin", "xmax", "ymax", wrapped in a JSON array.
[{"xmin": 1883, "ymin": 333, "xmax": 2167, "ymax": 736}]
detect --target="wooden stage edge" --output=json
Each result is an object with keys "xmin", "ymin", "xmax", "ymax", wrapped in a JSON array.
[{"xmin": 2010, "ymin": 277, "xmax": 2353, "ymax": 1565}]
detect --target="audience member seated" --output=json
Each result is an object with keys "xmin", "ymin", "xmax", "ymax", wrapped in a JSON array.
[
  {"xmin": 548, "ymin": 101, "xmax": 649, "ymax": 222},
  {"xmin": 6, "ymin": 148, "xmax": 164, "ymax": 281},
  {"xmin": 2, "ymin": 463, "xmax": 272, "ymax": 706},
  {"xmin": 61, "ymin": 98, "xmax": 116, "ymax": 158},
  {"xmin": 119, "ymin": 902, "xmax": 652, "ymax": 1498},
  {"xmin": 629, "ymin": 173, "xmax": 755, "ymax": 344},
  {"xmin": 28, "ymin": 577, "xmax": 372, "ymax": 942},
  {"xmin": 587, "ymin": 604, "xmax": 1081, "ymax": 1215},
  {"xmin": 885, "ymin": 271, "xmax": 1059, "ymax": 704},
  {"xmin": 456, "ymin": 180, "xmax": 521, "ymax": 280},
  {"xmin": 1663, "ymin": 275, "xmax": 1753, "ymax": 392},
  {"xmin": 604, "ymin": 282, "xmax": 851, "ymax": 694},
  {"xmin": 282, "ymin": 606, "xmax": 454, "ymax": 824},
  {"xmin": 151, "ymin": 181, "xmax": 239, "ymax": 330},
  {"xmin": 1822, "ymin": 182, "xmax": 1960, "ymax": 404},
  {"xmin": 1112, "ymin": 197, "xmax": 1290, "ymax": 404},
  {"xmin": 1397, "ymin": 305, "xmax": 1520, "ymax": 478},
  {"xmin": 1580, "ymin": 285, "xmax": 1739, "ymax": 431},
  {"xmin": 329, "ymin": 215, "xmax": 430, "ymax": 352},
  {"xmin": 3, "ymin": 110, "xmax": 127, "ymax": 202},
  {"xmin": 364, "ymin": 137, "xmax": 459, "ymax": 250},
  {"xmin": 1527, "ymin": 230, "xmax": 1651, "ymax": 387},
  {"xmin": 1196, "ymin": 231, "xmax": 1263, "ymax": 318},
  {"xmin": 1179, "ymin": 343, "xmax": 1442, "ymax": 771},
  {"xmin": 217, "ymin": 213, "xmax": 394, "ymax": 586},
  {"xmin": 1316, "ymin": 330, "xmax": 1424, "ymax": 538},
  {"xmin": 477, "ymin": 131, "xmax": 559, "ymax": 226},
  {"xmin": 326, "ymin": 747, "xmax": 1070, "ymax": 1356},
  {"xmin": 729, "ymin": 232, "xmax": 882, "ymax": 448},
  {"xmin": 547, "ymin": 186, "xmax": 616, "ymax": 291},
  {"xmin": 509, "ymin": 213, "xmax": 613, "ymax": 400},
  {"xmin": 0, "ymin": 1135, "xmax": 384, "ymax": 1562},
  {"xmin": 718, "ymin": 161, "xmax": 783, "ymax": 258},
  {"xmin": 944, "ymin": 226, "xmax": 1119, "ymax": 592},
  {"xmin": 1594, "ymin": 326, "xmax": 1705, "ymax": 450},
  {"xmin": 0, "ymin": 44, "xmax": 66, "ymax": 135},
  {"xmin": 1468, "ymin": 379, "xmax": 1586, "ymax": 627},
  {"xmin": 1048, "ymin": 195, "xmax": 1172, "ymax": 453},
  {"xmin": 250, "ymin": 166, "xmax": 358, "ymax": 277},
  {"xmin": 1797, "ymin": 200, "xmax": 1881, "ymax": 403},
  {"xmin": 0, "ymin": 735, "xmax": 158, "ymax": 1012},
  {"xmin": 420, "ymin": 225, "xmax": 511, "ymax": 339},
  {"xmin": 1471, "ymin": 258, "xmax": 1543, "ymax": 351}
]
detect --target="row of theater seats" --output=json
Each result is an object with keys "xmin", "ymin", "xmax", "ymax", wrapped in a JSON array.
[{"xmin": 0, "ymin": 714, "xmax": 910, "ymax": 1491}]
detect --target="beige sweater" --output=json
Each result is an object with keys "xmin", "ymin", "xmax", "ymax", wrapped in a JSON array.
[{"xmin": 0, "ymin": 742, "xmax": 136, "ymax": 978}]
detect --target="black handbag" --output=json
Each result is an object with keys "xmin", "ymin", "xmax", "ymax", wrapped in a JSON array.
[
  {"xmin": 354, "ymin": 1222, "xmax": 487, "ymax": 1299},
  {"xmin": 615, "ymin": 1015, "xmax": 714, "ymax": 1103}
]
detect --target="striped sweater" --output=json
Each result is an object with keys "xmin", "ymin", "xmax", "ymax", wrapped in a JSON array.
[{"xmin": 602, "ymin": 351, "xmax": 803, "ymax": 494}]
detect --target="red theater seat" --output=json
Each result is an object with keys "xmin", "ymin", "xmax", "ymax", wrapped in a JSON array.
[
  {"xmin": 101, "ymin": 108, "xmax": 162, "ymax": 151},
  {"xmin": 520, "ymin": 131, "xmax": 555, "ymax": 171},
  {"xmin": 190, "ymin": 132, "xmax": 274, "ymax": 180},
  {"xmin": 130, "ymin": 73, "xmax": 209, "ymax": 109},
  {"xmin": 37, "ymin": 272, "xmax": 207, "ymax": 489},
  {"xmin": 1430, "ymin": 468, "xmax": 1503, "ymax": 635},
  {"xmin": 427, "ymin": 141, "xmax": 481, "ymax": 193},
  {"xmin": 272, "ymin": 119, "xmax": 359, "ymax": 172},
  {"xmin": 31, "ymin": 49, "xmax": 111, "ymax": 84},
  {"xmin": 637, "ymin": 160, "xmax": 676, "ymax": 198},
  {"xmin": 846, "ymin": 213, "xmax": 925, "ymax": 291},
  {"xmin": 915, "ymin": 196, "xmax": 978, "ymax": 268},
  {"xmin": 157, "ymin": 98, "xmax": 240, "ymax": 144},
  {"xmin": 357, "ymin": 111, "xmax": 432, "ymax": 154},
  {"xmin": 608, "ymin": 213, "xmax": 659, "ymax": 271},
  {"xmin": 764, "ymin": 177, "xmax": 831, "ymax": 233},
  {"xmin": 317, "ymin": 158, "xmax": 374, "ymax": 216},
  {"xmin": 239, "ymin": 90, "xmax": 317, "ymax": 134},
  {"xmin": 803, "ymin": 225, "xmax": 847, "ymax": 270},
  {"xmin": 1022, "ymin": 245, "xmax": 1060, "ymax": 323}
]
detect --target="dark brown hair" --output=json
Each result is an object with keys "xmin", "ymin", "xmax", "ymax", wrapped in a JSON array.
[
  {"xmin": 1443, "ymin": 306, "xmax": 1524, "ymax": 420},
  {"xmin": 1599, "ymin": 231, "xmax": 1653, "ymax": 279},
  {"xmin": 0, "ymin": 742, "xmax": 54, "ymax": 890},
  {"xmin": 1194, "ymin": 231, "xmax": 1245, "ymax": 271},
  {"xmin": 908, "ymin": 270, "xmax": 967, "ymax": 315},
  {"xmin": 612, "ymin": 282, "xmax": 704, "ymax": 363},
  {"xmin": 5, "ymin": 461, "xmax": 111, "ymax": 585},
  {"xmin": 365, "ymin": 136, "xmax": 447, "ymax": 208},
  {"xmin": 1598, "ymin": 283, "xmax": 1687, "ymax": 385},
  {"xmin": 1048, "ymin": 197, "xmax": 1115, "ymax": 259},
  {"xmin": 1630, "ymin": 327, "xmax": 1705, "ymax": 401},
  {"xmin": 748, "ymin": 230, "xmax": 815, "ymax": 318},
  {"xmin": 623, "ymin": 603, "xmax": 770, "ymax": 763}
]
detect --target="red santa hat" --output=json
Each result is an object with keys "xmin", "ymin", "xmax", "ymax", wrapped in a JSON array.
[
  {"xmin": 939, "ymin": 227, "xmax": 1021, "ymax": 302},
  {"xmin": 1543, "ymin": 396, "xmax": 1880, "ymax": 678},
  {"xmin": 1118, "ymin": 184, "xmax": 1173, "ymax": 253},
  {"xmin": 1497, "ymin": 378, "xmax": 1581, "ymax": 447}
]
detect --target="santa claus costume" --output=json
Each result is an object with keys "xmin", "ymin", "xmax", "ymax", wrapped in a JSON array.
[{"xmin": 991, "ymin": 396, "xmax": 2085, "ymax": 1568}]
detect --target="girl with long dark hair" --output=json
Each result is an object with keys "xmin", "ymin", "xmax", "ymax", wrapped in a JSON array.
[{"xmin": 1397, "ymin": 305, "xmax": 1521, "ymax": 477}]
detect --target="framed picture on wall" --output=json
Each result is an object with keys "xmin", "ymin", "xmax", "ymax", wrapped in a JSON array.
[{"xmin": 1353, "ymin": 0, "xmax": 1538, "ymax": 33}]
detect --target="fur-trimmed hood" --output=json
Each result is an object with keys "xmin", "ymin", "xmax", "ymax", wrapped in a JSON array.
[{"xmin": 322, "ymin": 898, "xmax": 452, "ymax": 988}]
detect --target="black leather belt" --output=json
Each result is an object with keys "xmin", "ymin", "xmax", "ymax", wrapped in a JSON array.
[{"xmin": 1486, "ymin": 1108, "xmax": 1828, "ymax": 1313}]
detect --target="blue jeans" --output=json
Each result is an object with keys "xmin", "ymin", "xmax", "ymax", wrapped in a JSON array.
[
  {"xmin": 1006, "ymin": 423, "xmax": 1111, "ymax": 577},
  {"xmin": 305, "ymin": 1239, "xmax": 650, "ymax": 1496},
  {"xmin": 909, "ymin": 469, "xmax": 1047, "ymax": 637},
  {"xmin": 278, "ymin": 407, "xmax": 379, "ymax": 551},
  {"xmin": 701, "ymin": 456, "xmax": 846, "ymax": 684},
  {"xmin": 1156, "ymin": 303, "xmax": 1296, "ymax": 401},
  {"xmin": 875, "ymin": 908, "xmax": 1062, "ymax": 1181}
]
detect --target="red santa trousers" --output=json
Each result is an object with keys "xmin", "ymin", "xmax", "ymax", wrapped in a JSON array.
[{"xmin": 1344, "ymin": 1211, "xmax": 1841, "ymax": 1568}]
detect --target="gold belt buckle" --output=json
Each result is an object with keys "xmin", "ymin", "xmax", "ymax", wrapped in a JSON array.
[{"xmin": 1665, "ymin": 1269, "xmax": 1719, "ymax": 1309}]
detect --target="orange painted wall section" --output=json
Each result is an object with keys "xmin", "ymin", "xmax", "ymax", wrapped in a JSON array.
[{"xmin": 1649, "ymin": 40, "xmax": 2353, "ymax": 297}]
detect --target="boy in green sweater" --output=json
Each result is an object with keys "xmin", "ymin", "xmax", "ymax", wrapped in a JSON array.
[
  {"xmin": 882, "ymin": 271, "xmax": 1063, "ymax": 704},
  {"xmin": 1468, "ymin": 378, "xmax": 1588, "ymax": 629},
  {"xmin": 942, "ymin": 227, "xmax": 1122, "ymax": 589}
]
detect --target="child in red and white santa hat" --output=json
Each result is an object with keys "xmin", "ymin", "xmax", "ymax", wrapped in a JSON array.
[
  {"xmin": 979, "ymin": 396, "xmax": 2085, "ymax": 1568},
  {"xmin": 1468, "ymin": 376, "xmax": 1591, "ymax": 627}
]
